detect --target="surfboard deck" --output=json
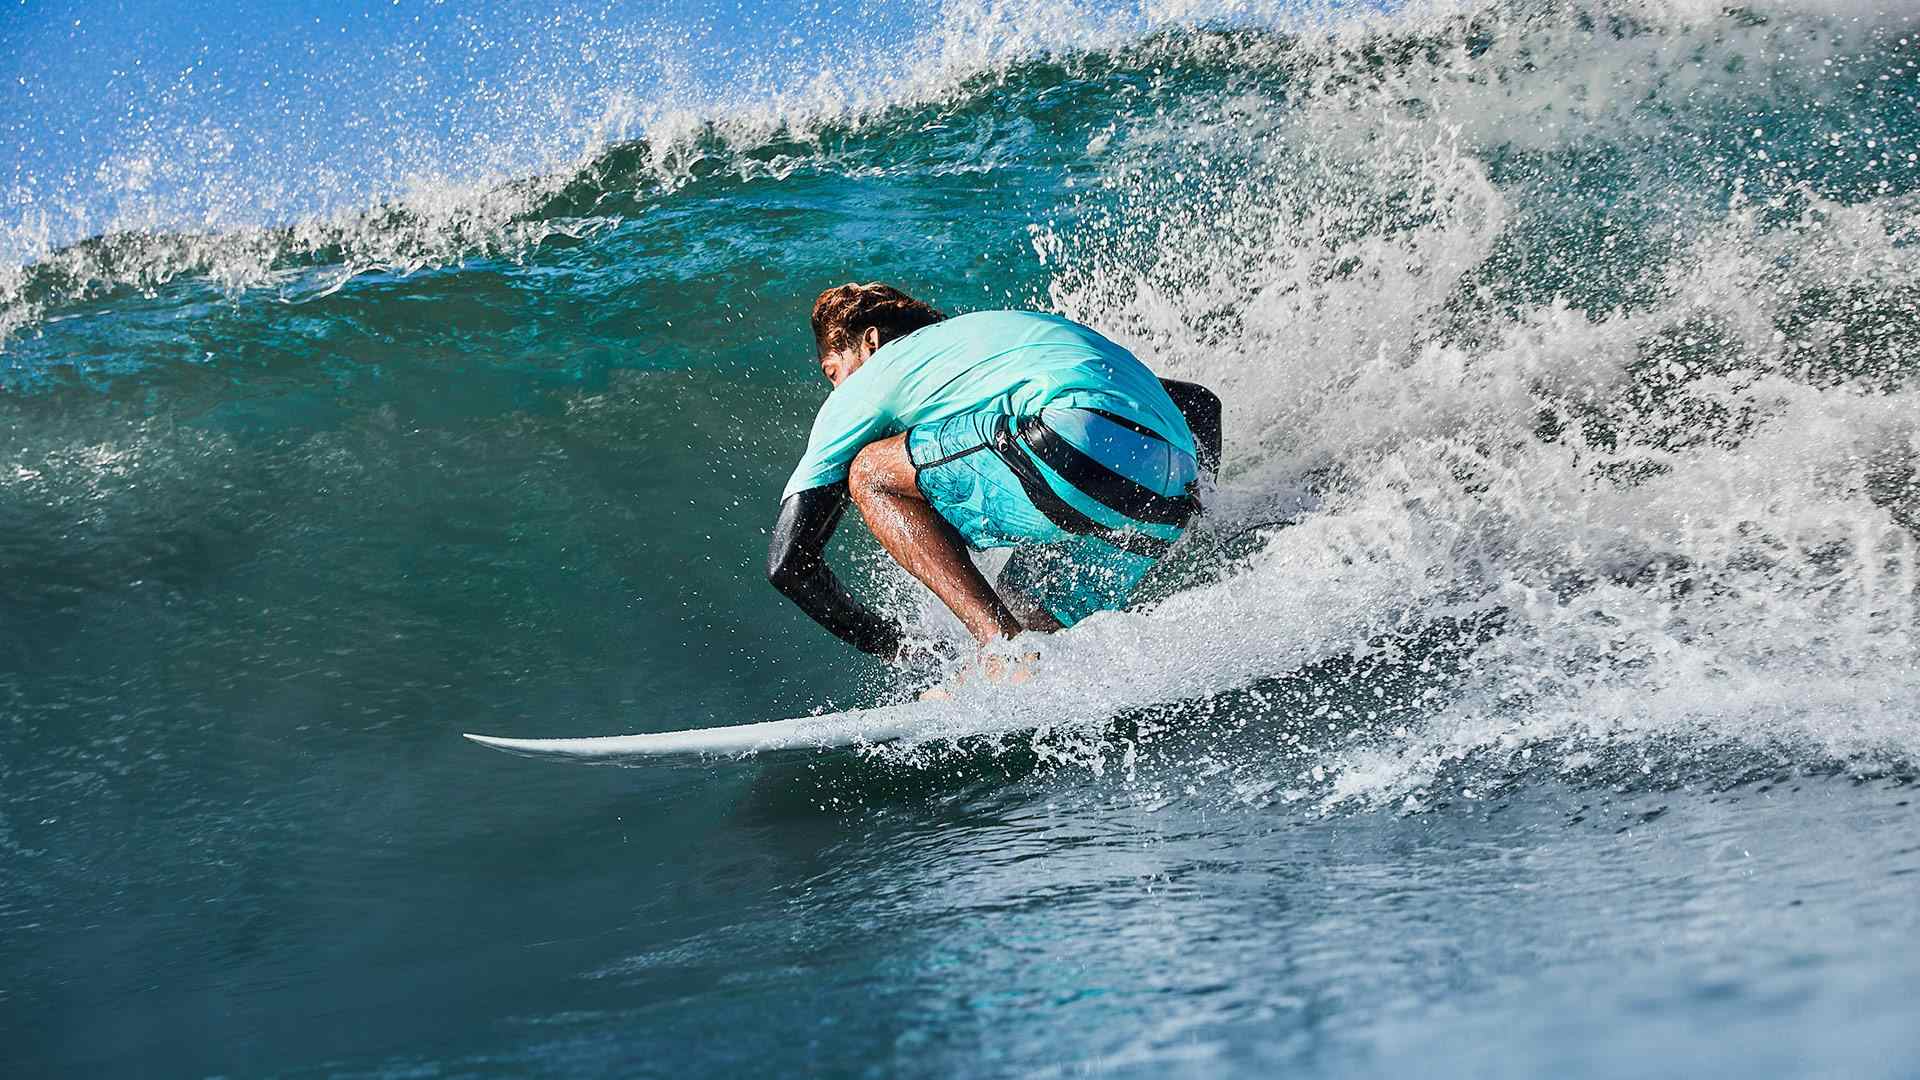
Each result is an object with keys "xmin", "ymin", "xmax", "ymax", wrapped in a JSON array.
[{"xmin": 463, "ymin": 701, "xmax": 938, "ymax": 762}]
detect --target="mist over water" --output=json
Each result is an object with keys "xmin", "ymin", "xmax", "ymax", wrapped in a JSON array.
[{"xmin": 4, "ymin": 0, "xmax": 1918, "ymax": 1075}]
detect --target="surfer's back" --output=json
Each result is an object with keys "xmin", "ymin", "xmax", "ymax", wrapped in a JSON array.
[{"xmin": 849, "ymin": 310, "xmax": 1197, "ymax": 457}]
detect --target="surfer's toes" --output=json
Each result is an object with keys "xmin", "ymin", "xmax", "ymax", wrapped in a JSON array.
[
  {"xmin": 921, "ymin": 651, "xmax": 1038, "ymax": 700},
  {"xmin": 983, "ymin": 651, "xmax": 1039, "ymax": 686}
]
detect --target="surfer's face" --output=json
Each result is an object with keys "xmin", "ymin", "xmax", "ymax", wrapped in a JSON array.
[
  {"xmin": 819, "ymin": 326, "xmax": 882, "ymax": 388},
  {"xmin": 819, "ymin": 344, "xmax": 863, "ymax": 387}
]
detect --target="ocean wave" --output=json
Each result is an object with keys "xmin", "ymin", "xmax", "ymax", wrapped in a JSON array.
[{"xmin": 5, "ymin": 0, "xmax": 1917, "ymax": 810}]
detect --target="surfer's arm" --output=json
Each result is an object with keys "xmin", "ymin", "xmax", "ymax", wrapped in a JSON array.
[{"xmin": 766, "ymin": 484, "xmax": 905, "ymax": 657}]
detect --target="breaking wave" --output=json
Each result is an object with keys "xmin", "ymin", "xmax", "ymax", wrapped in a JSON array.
[{"xmin": 6, "ymin": 0, "xmax": 1918, "ymax": 810}]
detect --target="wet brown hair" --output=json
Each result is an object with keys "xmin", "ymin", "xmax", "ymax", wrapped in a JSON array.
[{"xmin": 810, "ymin": 283, "xmax": 945, "ymax": 358}]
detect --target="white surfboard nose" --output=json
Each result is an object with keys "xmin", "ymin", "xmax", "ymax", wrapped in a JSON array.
[
  {"xmin": 459, "ymin": 732, "xmax": 632, "ymax": 761},
  {"xmin": 462, "ymin": 732, "xmax": 528, "ymax": 751},
  {"xmin": 459, "ymin": 703, "xmax": 936, "ymax": 762}
]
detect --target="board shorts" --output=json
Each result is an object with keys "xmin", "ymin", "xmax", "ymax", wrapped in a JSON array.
[{"xmin": 906, "ymin": 407, "xmax": 1200, "ymax": 627}]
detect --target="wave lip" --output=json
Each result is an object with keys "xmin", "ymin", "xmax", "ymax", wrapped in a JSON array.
[{"xmin": 0, "ymin": 0, "xmax": 1490, "ymax": 348}]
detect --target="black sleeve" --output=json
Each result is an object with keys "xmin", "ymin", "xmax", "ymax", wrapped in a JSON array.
[
  {"xmin": 766, "ymin": 484, "xmax": 906, "ymax": 658},
  {"xmin": 1159, "ymin": 378, "xmax": 1223, "ymax": 474}
]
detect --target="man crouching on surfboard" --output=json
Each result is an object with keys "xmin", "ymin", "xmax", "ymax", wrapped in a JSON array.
[{"xmin": 767, "ymin": 283, "xmax": 1222, "ymax": 666}]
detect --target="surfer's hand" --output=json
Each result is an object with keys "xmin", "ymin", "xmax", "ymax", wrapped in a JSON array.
[{"xmin": 894, "ymin": 636, "xmax": 960, "ymax": 668}]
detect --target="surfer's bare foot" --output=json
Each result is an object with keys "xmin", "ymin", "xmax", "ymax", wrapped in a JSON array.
[
  {"xmin": 919, "ymin": 651, "xmax": 1038, "ymax": 700},
  {"xmin": 982, "ymin": 651, "xmax": 1038, "ymax": 686}
]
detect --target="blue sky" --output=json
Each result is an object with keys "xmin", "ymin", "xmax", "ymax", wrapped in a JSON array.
[
  {"xmin": 2, "ymin": 0, "xmax": 901, "ymax": 165},
  {"xmin": 2, "ymin": 0, "xmax": 948, "ymax": 250}
]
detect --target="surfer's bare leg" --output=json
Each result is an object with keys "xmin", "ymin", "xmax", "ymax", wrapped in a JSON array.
[{"xmin": 847, "ymin": 435, "xmax": 1026, "ymax": 645}]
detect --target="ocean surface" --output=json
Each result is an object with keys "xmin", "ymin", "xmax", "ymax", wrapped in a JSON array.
[{"xmin": 4, "ymin": 0, "xmax": 1919, "ymax": 1075}]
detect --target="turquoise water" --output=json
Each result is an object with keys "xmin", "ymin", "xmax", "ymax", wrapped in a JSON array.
[{"xmin": 5, "ymin": 1, "xmax": 1920, "ymax": 1075}]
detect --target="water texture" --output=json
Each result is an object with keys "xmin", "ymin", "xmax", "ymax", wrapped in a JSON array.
[{"xmin": 3, "ymin": 0, "xmax": 1918, "ymax": 1075}]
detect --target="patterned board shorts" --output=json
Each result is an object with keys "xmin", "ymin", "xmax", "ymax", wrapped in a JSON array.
[{"xmin": 906, "ymin": 407, "xmax": 1198, "ymax": 627}]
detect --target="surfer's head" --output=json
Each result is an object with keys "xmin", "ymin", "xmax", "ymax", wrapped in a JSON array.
[{"xmin": 810, "ymin": 283, "xmax": 945, "ymax": 387}]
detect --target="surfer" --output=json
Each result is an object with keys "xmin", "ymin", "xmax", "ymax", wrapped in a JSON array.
[{"xmin": 767, "ymin": 283, "xmax": 1222, "ymax": 661}]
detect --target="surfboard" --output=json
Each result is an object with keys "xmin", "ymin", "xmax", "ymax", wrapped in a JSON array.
[{"xmin": 462, "ymin": 701, "xmax": 938, "ymax": 762}]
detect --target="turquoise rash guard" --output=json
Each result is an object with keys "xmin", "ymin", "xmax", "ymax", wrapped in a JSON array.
[{"xmin": 783, "ymin": 310, "xmax": 1197, "ymax": 499}]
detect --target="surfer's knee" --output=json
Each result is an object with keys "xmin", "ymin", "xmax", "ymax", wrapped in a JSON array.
[{"xmin": 848, "ymin": 436, "xmax": 915, "ymax": 506}]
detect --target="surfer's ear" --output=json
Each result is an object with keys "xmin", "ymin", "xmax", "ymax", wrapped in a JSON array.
[{"xmin": 860, "ymin": 324, "xmax": 883, "ymax": 357}]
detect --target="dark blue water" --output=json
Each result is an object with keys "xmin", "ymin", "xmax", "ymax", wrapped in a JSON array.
[{"xmin": 4, "ymin": 1, "xmax": 1919, "ymax": 1075}]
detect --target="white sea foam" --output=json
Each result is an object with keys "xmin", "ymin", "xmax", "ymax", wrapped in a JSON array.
[{"xmin": 866, "ymin": 0, "xmax": 1920, "ymax": 807}]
